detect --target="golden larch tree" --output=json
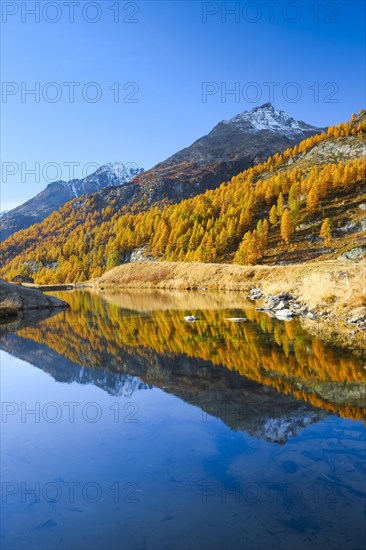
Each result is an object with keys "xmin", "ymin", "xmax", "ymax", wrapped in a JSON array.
[
  {"xmin": 269, "ymin": 205, "xmax": 278, "ymax": 225},
  {"xmin": 320, "ymin": 218, "xmax": 332, "ymax": 246},
  {"xmin": 281, "ymin": 209, "xmax": 294, "ymax": 244},
  {"xmin": 306, "ymin": 187, "xmax": 319, "ymax": 214},
  {"xmin": 277, "ymin": 193, "xmax": 285, "ymax": 217}
]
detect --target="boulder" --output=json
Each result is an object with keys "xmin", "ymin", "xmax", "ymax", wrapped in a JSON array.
[
  {"xmin": 11, "ymin": 275, "xmax": 35, "ymax": 284},
  {"xmin": 275, "ymin": 309, "xmax": 297, "ymax": 320},
  {"xmin": 0, "ymin": 280, "xmax": 69, "ymax": 318},
  {"xmin": 338, "ymin": 247, "xmax": 365, "ymax": 260},
  {"xmin": 273, "ymin": 300, "xmax": 288, "ymax": 311},
  {"xmin": 250, "ymin": 288, "xmax": 263, "ymax": 299}
]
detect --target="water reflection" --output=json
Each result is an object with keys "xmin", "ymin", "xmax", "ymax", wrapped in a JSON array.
[
  {"xmin": 3, "ymin": 289, "xmax": 365, "ymax": 423},
  {"xmin": 0, "ymin": 289, "xmax": 365, "ymax": 550}
]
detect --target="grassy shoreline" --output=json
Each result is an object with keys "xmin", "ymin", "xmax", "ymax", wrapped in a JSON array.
[{"xmin": 87, "ymin": 259, "xmax": 365, "ymax": 354}]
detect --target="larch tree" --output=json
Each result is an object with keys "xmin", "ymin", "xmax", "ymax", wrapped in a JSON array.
[
  {"xmin": 277, "ymin": 193, "xmax": 285, "ymax": 217},
  {"xmin": 320, "ymin": 218, "xmax": 332, "ymax": 246},
  {"xmin": 306, "ymin": 187, "xmax": 319, "ymax": 214},
  {"xmin": 269, "ymin": 205, "xmax": 278, "ymax": 225},
  {"xmin": 280, "ymin": 209, "xmax": 294, "ymax": 244}
]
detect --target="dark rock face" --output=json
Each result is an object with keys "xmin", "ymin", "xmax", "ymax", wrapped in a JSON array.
[
  {"xmin": 0, "ymin": 163, "xmax": 143, "ymax": 240},
  {"xmin": 0, "ymin": 280, "xmax": 69, "ymax": 314}
]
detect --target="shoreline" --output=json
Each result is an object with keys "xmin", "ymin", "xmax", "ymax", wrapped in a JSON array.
[{"xmin": 84, "ymin": 259, "xmax": 365, "ymax": 355}]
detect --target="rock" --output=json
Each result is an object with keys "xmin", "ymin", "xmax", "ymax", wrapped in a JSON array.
[
  {"xmin": 358, "ymin": 203, "xmax": 366, "ymax": 210},
  {"xmin": 0, "ymin": 280, "xmax": 69, "ymax": 317},
  {"xmin": 339, "ymin": 221, "xmax": 358, "ymax": 233},
  {"xmin": 261, "ymin": 310, "xmax": 277, "ymax": 318},
  {"xmin": 123, "ymin": 246, "xmax": 154, "ymax": 264},
  {"xmin": 11, "ymin": 275, "xmax": 35, "ymax": 284},
  {"xmin": 338, "ymin": 247, "xmax": 366, "ymax": 260},
  {"xmin": 306, "ymin": 312, "xmax": 317, "ymax": 320},
  {"xmin": 275, "ymin": 309, "xmax": 297, "ymax": 320},
  {"xmin": 348, "ymin": 314, "xmax": 366, "ymax": 324},
  {"xmin": 265, "ymin": 298, "xmax": 279, "ymax": 310},
  {"xmin": 273, "ymin": 300, "xmax": 288, "ymax": 311},
  {"xmin": 184, "ymin": 315, "xmax": 198, "ymax": 322},
  {"xmin": 250, "ymin": 288, "xmax": 263, "ymax": 299},
  {"xmin": 273, "ymin": 291, "xmax": 293, "ymax": 300},
  {"xmin": 360, "ymin": 218, "xmax": 366, "ymax": 231}
]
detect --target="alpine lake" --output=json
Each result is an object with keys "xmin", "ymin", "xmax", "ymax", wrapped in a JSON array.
[{"xmin": 1, "ymin": 289, "xmax": 365, "ymax": 550}]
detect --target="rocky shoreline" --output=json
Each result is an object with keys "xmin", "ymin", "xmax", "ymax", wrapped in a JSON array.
[
  {"xmin": 249, "ymin": 287, "xmax": 366, "ymax": 332},
  {"xmin": 249, "ymin": 288, "xmax": 316, "ymax": 320}
]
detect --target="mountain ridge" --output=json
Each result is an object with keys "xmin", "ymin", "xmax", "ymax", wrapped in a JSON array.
[
  {"xmin": 0, "ymin": 163, "xmax": 143, "ymax": 240},
  {"xmin": 0, "ymin": 104, "xmax": 323, "ymax": 241},
  {"xmin": 1, "ymin": 109, "xmax": 364, "ymax": 284}
]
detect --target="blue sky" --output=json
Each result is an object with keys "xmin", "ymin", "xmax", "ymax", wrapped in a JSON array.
[{"xmin": 1, "ymin": 0, "xmax": 365, "ymax": 210}]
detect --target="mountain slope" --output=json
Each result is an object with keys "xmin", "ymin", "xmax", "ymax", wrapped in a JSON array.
[
  {"xmin": 118, "ymin": 102, "xmax": 324, "ymax": 208},
  {"xmin": 0, "ymin": 111, "xmax": 364, "ymax": 283},
  {"xmin": 158, "ymin": 102, "xmax": 320, "ymax": 167},
  {"xmin": 1, "ymin": 104, "xmax": 323, "ymax": 243},
  {"xmin": 0, "ymin": 163, "xmax": 143, "ymax": 240}
]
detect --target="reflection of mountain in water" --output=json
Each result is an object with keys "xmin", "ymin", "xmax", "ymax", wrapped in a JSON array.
[
  {"xmin": 1, "ymin": 331, "xmax": 326, "ymax": 444},
  {"xmin": 1, "ymin": 333, "xmax": 150, "ymax": 397},
  {"xmin": 1, "ymin": 289, "xmax": 365, "ymax": 429}
]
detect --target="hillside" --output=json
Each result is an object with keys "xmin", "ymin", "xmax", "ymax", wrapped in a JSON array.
[
  {"xmin": 0, "ymin": 104, "xmax": 322, "ymax": 243},
  {"xmin": 0, "ymin": 163, "xmax": 143, "ymax": 241},
  {"xmin": 131, "ymin": 102, "xmax": 323, "ymax": 207},
  {"xmin": 1, "ymin": 110, "xmax": 364, "ymax": 285}
]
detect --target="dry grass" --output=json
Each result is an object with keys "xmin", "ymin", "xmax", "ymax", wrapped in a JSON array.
[{"xmin": 90, "ymin": 259, "xmax": 365, "ymax": 317}]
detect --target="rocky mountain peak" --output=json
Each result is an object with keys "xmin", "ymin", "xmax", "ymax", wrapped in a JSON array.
[{"xmin": 223, "ymin": 102, "xmax": 320, "ymax": 138}]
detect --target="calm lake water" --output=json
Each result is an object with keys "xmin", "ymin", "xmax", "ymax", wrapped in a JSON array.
[{"xmin": 1, "ymin": 289, "xmax": 365, "ymax": 550}]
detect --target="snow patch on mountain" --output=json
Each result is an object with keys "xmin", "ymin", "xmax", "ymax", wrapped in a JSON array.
[
  {"xmin": 66, "ymin": 163, "xmax": 144, "ymax": 199},
  {"xmin": 224, "ymin": 102, "xmax": 319, "ymax": 138}
]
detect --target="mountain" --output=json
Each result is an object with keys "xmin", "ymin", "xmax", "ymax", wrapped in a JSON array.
[
  {"xmin": 158, "ymin": 102, "xmax": 321, "ymax": 168},
  {"xmin": 113, "ymin": 102, "xmax": 323, "ymax": 209},
  {"xmin": 0, "ymin": 162, "xmax": 143, "ymax": 240},
  {"xmin": 0, "ymin": 104, "xmax": 322, "ymax": 243},
  {"xmin": 1, "ymin": 110, "xmax": 364, "ymax": 283}
]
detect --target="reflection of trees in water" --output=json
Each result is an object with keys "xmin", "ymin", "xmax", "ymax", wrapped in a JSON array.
[{"xmin": 15, "ymin": 291, "xmax": 366, "ymax": 421}]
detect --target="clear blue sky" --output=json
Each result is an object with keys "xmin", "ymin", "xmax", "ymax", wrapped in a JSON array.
[{"xmin": 1, "ymin": 0, "xmax": 365, "ymax": 210}]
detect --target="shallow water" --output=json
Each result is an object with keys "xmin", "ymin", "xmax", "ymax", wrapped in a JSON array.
[{"xmin": 1, "ymin": 289, "xmax": 365, "ymax": 550}]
